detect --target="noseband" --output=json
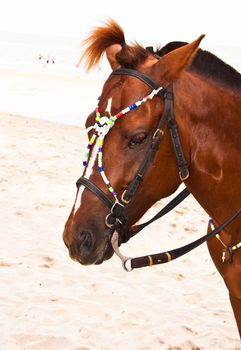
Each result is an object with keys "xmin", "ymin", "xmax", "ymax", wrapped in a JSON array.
[{"xmin": 76, "ymin": 68, "xmax": 190, "ymax": 243}]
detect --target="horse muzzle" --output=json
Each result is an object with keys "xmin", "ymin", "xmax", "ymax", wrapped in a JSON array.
[{"xmin": 63, "ymin": 225, "xmax": 115, "ymax": 265}]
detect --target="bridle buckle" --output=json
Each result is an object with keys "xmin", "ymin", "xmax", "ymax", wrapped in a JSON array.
[
  {"xmin": 153, "ymin": 128, "xmax": 164, "ymax": 140},
  {"xmin": 121, "ymin": 189, "xmax": 131, "ymax": 204},
  {"xmin": 179, "ymin": 169, "xmax": 190, "ymax": 181}
]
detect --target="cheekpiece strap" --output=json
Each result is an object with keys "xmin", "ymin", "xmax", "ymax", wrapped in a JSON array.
[{"xmin": 164, "ymin": 84, "xmax": 189, "ymax": 181}]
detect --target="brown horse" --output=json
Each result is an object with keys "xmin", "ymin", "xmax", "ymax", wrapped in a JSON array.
[{"xmin": 63, "ymin": 19, "xmax": 241, "ymax": 335}]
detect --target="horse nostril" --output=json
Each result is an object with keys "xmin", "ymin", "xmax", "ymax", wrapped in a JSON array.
[{"xmin": 79, "ymin": 231, "xmax": 93, "ymax": 250}]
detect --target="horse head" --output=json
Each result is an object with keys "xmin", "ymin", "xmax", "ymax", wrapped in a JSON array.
[{"xmin": 63, "ymin": 19, "xmax": 204, "ymax": 265}]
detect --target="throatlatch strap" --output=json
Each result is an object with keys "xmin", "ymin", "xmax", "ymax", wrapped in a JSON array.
[{"xmin": 131, "ymin": 187, "xmax": 190, "ymax": 235}]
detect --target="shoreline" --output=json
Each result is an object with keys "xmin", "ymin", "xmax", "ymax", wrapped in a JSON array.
[{"xmin": 0, "ymin": 66, "xmax": 106, "ymax": 126}]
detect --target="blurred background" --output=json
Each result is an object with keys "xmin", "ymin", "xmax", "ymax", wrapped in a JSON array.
[{"xmin": 0, "ymin": 0, "xmax": 240, "ymax": 125}]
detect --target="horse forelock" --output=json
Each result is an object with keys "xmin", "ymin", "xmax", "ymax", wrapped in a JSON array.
[
  {"xmin": 116, "ymin": 44, "xmax": 149, "ymax": 69},
  {"xmin": 80, "ymin": 19, "xmax": 149, "ymax": 71}
]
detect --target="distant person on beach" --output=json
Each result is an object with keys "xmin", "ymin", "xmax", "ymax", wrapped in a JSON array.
[
  {"xmin": 76, "ymin": 57, "xmax": 81, "ymax": 68},
  {"xmin": 38, "ymin": 54, "xmax": 55, "ymax": 67}
]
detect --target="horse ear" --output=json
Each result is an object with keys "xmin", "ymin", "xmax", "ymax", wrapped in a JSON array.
[
  {"xmin": 156, "ymin": 34, "xmax": 205, "ymax": 83},
  {"xmin": 106, "ymin": 44, "xmax": 122, "ymax": 70}
]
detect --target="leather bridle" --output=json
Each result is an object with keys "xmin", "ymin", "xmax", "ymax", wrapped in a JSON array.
[
  {"xmin": 75, "ymin": 67, "xmax": 241, "ymax": 271},
  {"xmin": 76, "ymin": 68, "xmax": 190, "ymax": 243}
]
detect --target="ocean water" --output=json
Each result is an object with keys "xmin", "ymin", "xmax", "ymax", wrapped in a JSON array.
[
  {"xmin": 1, "ymin": 31, "xmax": 240, "ymax": 73},
  {"xmin": 0, "ymin": 31, "xmax": 109, "ymax": 125},
  {"xmin": 0, "ymin": 31, "xmax": 80, "ymax": 72},
  {"xmin": 0, "ymin": 31, "xmax": 240, "ymax": 126}
]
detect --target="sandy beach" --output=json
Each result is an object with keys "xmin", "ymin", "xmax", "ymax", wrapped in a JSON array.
[{"xmin": 1, "ymin": 56, "xmax": 241, "ymax": 349}]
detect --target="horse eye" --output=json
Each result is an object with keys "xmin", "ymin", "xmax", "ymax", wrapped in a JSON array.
[{"xmin": 129, "ymin": 132, "xmax": 147, "ymax": 147}]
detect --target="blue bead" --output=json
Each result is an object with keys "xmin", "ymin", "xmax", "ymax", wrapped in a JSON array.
[
  {"xmin": 83, "ymin": 161, "xmax": 87, "ymax": 166},
  {"xmin": 129, "ymin": 103, "xmax": 137, "ymax": 110},
  {"xmin": 99, "ymin": 166, "xmax": 103, "ymax": 172},
  {"xmin": 87, "ymin": 144, "xmax": 92, "ymax": 149}
]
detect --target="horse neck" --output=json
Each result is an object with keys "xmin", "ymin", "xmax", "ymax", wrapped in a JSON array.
[{"xmin": 174, "ymin": 72, "xmax": 241, "ymax": 223}]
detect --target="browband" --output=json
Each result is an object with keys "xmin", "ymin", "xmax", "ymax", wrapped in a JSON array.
[{"xmin": 111, "ymin": 68, "xmax": 165, "ymax": 99}]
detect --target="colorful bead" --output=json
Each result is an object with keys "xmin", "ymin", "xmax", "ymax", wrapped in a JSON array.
[
  {"xmin": 82, "ymin": 85, "xmax": 163, "ymax": 197},
  {"xmin": 129, "ymin": 103, "xmax": 137, "ymax": 110}
]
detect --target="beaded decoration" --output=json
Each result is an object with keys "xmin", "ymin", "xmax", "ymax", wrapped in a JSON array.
[
  {"xmin": 209, "ymin": 218, "xmax": 241, "ymax": 262},
  {"xmin": 83, "ymin": 86, "xmax": 163, "ymax": 199}
]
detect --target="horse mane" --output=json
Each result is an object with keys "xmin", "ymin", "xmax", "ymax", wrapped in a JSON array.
[
  {"xmin": 156, "ymin": 41, "xmax": 241, "ymax": 90},
  {"xmin": 80, "ymin": 18, "xmax": 148, "ymax": 71},
  {"xmin": 80, "ymin": 19, "xmax": 241, "ymax": 91}
]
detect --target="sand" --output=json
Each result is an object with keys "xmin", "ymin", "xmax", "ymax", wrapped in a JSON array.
[{"xmin": 1, "ymin": 66, "xmax": 241, "ymax": 350}]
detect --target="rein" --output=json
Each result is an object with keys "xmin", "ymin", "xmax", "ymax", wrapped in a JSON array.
[{"xmin": 112, "ymin": 208, "xmax": 241, "ymax": 271}]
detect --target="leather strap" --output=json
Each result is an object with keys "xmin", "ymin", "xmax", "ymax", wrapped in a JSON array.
[
  {"xmin": 76, "ymin": 176, "xmax": 131, "ymax": 243},
  {"xmin": 121, "ymin": 126, "xmax": 165, "ymax": 203},
  {"xmin": 111, "ymin": 68, "xmax": 165, "ymax": 99},
  {"xmin": 130, "ymin": 207, "xmax": 241, "ymax": 269},
  {"xmin": 131, "ymin": 187, "xmax": 190, "ymax": 235},
  {"xmin": 76, "ymin": 177, "xmax": 113, "ymax": 209},
  {"xmin": 165, "ymin": 85, "xmax": 189, "ymax": 180}
]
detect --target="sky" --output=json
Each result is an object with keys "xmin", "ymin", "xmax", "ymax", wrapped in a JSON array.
[{"xmin": 0, "ymin": 0, "xmax": 240, "ymax": 48}]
